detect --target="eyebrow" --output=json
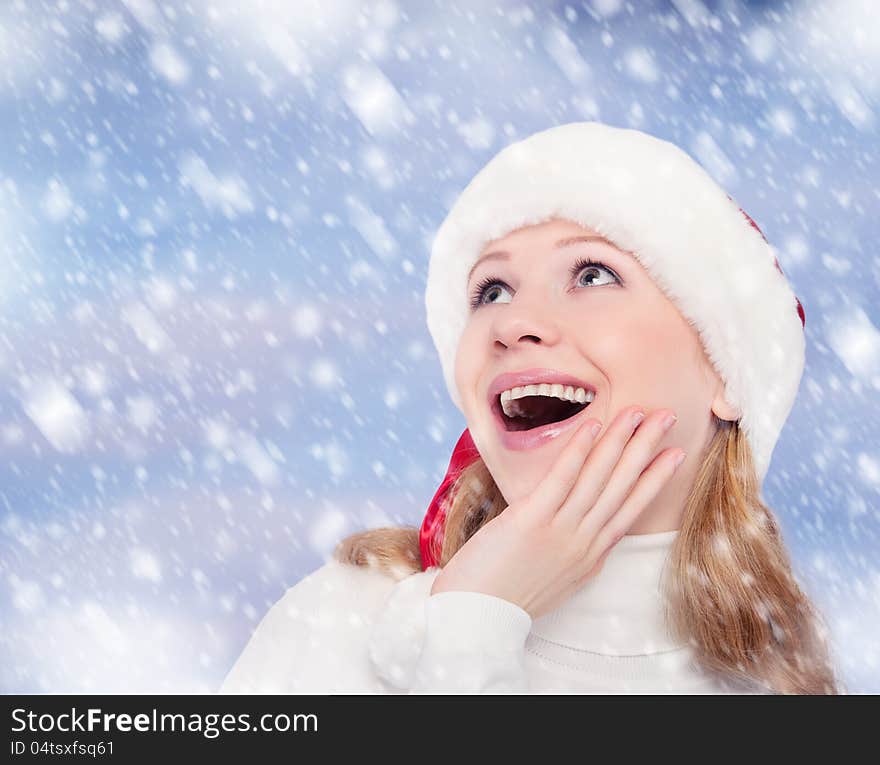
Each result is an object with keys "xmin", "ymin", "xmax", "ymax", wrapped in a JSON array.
[{"xmin": 467, "ymin": 235, "xmax": 619, "ymax": 284}]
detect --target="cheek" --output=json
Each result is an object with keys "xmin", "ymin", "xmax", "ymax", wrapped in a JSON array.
[
  {"xmin": 588, "ymin": 308, "xmax": 697, "ymax": 383},
  {"xmin": 453, "ymin": 328, "xmax": 482, "ymax": 404}
]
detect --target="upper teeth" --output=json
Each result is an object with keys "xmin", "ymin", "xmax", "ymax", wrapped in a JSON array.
[{"xmin": 499, "ymin": 383, "xmax": 595, "ymax": 418}]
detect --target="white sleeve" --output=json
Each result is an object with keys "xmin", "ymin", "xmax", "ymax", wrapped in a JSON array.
[
  {"xmin": 218, "ymin": 589, "xmax": 300, "ymax": 695},
  {"xmin": 408, "ymin": 590, "xmax": 533, "ymax": 693},
  {"xmin": 217, "ymin": 560, "xmax": 398, "ymax": 694}
]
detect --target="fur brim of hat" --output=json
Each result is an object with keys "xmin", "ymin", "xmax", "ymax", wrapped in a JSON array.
[{"xmin": 424, "ymin": 121, "xmax": 805, "ymax": 485}]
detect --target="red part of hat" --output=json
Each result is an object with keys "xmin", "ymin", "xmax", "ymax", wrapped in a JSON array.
[{"xmin": 419, "ymin": 428, "xmax": 481, "ymax": 570}]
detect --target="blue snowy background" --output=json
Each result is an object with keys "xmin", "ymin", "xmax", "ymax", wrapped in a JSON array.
[{"xmin": 1, "ymin": 0, "xmax": 877, "ymax": 694}]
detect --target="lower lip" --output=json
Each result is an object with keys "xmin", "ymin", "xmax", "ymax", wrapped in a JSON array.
[{"xmin": 492, "ymin": 399, "xmax": 594, "ymax": 451}]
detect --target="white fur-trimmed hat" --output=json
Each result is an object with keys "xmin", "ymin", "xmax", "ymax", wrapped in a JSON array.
[{"xmin": 424, "ymin": 121, "xmax": 806, "ymax": 485}]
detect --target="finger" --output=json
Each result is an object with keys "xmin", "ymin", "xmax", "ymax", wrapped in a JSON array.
[
  {"xmin": 580, "ymin": 447, "xmax": 686, "ymax": 554},
  {"xmin": 571, "ymin": 408, "xmax": 679, "ymax": 539},
  {"xmin": 584, "ymin": 540, "xmax": 614, "ymax": 579},
  {"xmin": 551, "ymin": 405, "xmax": 646, "ymax": 530},
  {"xmin": 521, "ymin": 415, "xmax": 603, "ymax": 524}
]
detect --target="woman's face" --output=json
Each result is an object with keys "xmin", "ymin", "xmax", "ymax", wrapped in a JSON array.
[{"xmin": 454, "ymin": 218, "xmax": 739, "ymax": 533}]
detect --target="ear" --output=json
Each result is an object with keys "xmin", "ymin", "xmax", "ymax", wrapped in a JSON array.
[
  {"xmin": 700, "ymin": 353, "xmax": 741, "ymax": 422},
  {"xmin": 711, "ymin": 380, "xmax": 741, "ymax": 422}
]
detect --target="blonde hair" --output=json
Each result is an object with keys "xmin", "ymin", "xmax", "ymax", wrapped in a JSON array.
[{"xmin": 334, "ymin": 416, "xmax": 844, "ymax": 694}]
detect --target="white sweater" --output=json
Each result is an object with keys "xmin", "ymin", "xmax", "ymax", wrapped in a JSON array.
[{"xmin": 218, "ymin": 528, "xmax": 766, "ymax": 694}]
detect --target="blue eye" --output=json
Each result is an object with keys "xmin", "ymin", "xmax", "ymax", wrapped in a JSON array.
[{"xmin": 468, "ymin": 257, "xmax": 621, "ymax": 311}]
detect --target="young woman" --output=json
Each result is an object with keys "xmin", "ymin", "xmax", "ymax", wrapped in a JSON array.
[{"xmin": 219, "ymin": 122, "xmax": 843, "ymax": 694}]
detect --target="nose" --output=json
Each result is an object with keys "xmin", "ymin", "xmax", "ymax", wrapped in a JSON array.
[{"xmin": 491, "ymin": 299, "xmax": 562, "ymax": 350}]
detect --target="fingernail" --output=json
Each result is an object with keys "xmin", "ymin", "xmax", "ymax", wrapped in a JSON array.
[
  {"xmin": 662, "ymin": 413, "xmax": 678, "ymax": 430},
  {"xmin": 590, "ymin": 421, "xmax": 602, "ymax": 438},
  {"xmin": 674, "ymin": 451, "xmax": 686, "ymax": 469},
  {"xmin": 631, "ymin": 409, "xmax": 646, "ymax": 428}
]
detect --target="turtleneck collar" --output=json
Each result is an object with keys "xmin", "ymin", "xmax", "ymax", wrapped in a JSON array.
[{"xmin": 529, "ymin": 528, "xmax": 686, "ymax": 656}]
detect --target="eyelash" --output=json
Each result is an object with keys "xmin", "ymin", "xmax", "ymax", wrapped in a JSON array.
[{"xmin": 468, "ymin": 257, "xmax": 621, "ymax": 311}]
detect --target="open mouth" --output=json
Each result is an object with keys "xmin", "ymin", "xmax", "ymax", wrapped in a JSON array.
[{"xmin": 492, "ymin": 393, "xmax": 593, "ymax": 432}]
